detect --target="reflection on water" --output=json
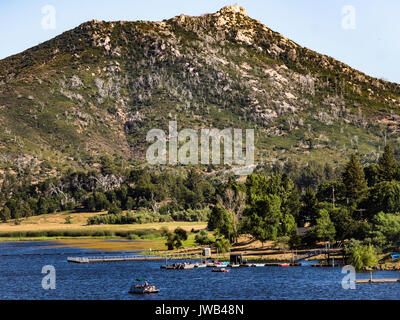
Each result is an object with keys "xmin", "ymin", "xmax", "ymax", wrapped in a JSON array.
[{"xmin": 0, "ymin": 241, "xmax": 399, "ymax": 300}]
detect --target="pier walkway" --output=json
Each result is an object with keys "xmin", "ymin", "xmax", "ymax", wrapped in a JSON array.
[{"xmin": 67, "ymin": 255, "xmax": 164, "ymax": 263}]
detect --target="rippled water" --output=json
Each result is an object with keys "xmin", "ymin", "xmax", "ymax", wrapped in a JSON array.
[{"xmin": 1, "ymin": 241, "xmax": 399, "ymax": 300}]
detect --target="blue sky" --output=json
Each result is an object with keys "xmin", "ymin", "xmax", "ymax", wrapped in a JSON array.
[{"xmin": 0, "ymin": 0, "xmax": 399, "ymax": 83}]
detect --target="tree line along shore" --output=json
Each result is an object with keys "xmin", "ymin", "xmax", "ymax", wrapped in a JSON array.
[{"xmin": 2, "ymin": 146, "xmax": 400, "ymax": 270}]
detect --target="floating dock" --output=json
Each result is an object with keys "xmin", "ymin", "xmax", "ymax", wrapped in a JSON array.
[
  {"xmin": 67, "ymin": 255, "xmax": 164, "ymax": 263},
  {"xmin": 355, "ymin": 279, "xmax": 400, "ymax": 284}
]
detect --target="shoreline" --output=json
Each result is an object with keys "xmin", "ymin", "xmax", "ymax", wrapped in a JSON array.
[{"xmin": 2, "ymin": 237, "xmax": 400, "ymax": 270}]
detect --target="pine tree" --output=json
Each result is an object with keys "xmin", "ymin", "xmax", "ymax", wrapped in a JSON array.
[
  {"xmin": 299, "ymin": 187, "xmax": 319, "ymax": 226},
  {"xmin": 378, "ymin": 145, "xmax": 398, "ymax": 182},
  {"xmin": 342, "ymin": 154, "xmax": 368, "ymax": 205}
]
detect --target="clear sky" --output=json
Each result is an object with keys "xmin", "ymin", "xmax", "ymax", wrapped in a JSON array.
[{"xmin": 0, "ymin": 0, "xmax": 399, "ymax": 83}]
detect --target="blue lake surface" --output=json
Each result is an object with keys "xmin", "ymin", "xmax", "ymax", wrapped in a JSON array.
[{"xmin": 0, "ymin": 241, "xmax": 399, "ymax": 300}]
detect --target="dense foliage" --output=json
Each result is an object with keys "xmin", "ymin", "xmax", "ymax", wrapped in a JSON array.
[{"xmin": 2, "ymin": 145, "xmax": 400, "ymax": 257}]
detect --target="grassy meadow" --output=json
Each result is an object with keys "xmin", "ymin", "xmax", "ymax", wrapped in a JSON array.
[{"xmin": 0, "ymin": 211, "xmax": 207, "ymax": 250}]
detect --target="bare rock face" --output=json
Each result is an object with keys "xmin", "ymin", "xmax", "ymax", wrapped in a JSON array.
[{"xmin": 218, "ymin": 4, "xmax": 248, "ymax": 16}]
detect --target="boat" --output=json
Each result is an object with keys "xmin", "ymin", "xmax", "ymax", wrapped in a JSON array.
[
  {"xmin": 212, "ymin": 268, "xmax": 229, "ymax": 273},
  {"xmin": 195, "ymin": 263, "xmax": 207, "ymax": 268},
  {"xmin": 129, "ymin": 279, "xmax": 159, "ymax": 294},
  {"xmin": 213, "ymin": 262, "xmax": 227, "ymax": 268},
  {"xmin": 228, "ymin": 264, "xmax": 240, "ymax": 268},
  {"xmin": 176, "ymin": 262, "xmax": 195, "ymax": 270},
  {"xmin": 280, "ymin": 263, "xmax": 290, "ymax": 267},
  {"xmin": 391, "ymin": 254, "xmax": 400, "ymax": 260},
  {"xmin": 160, "ymin": 265, "xmax": 176, "ymax": 270},
  {"xmin": 251, "ymin": 263, "xmax": 265, "ymax": 267}
]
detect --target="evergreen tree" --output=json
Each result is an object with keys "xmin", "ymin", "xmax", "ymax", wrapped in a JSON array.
[
  {"xmin": 342, "ymin": 154, "xmax": 368, "ymax": 205},
  {"xmin": 378, "ymin": 145, "xmax": 399, "ymax": 182},
  {"xmin": 364, "ymin": 164, "xmax": 380, "ymax": 187},
  {"xmin": 366, "ymin": 180, "xmax": 400, "ymax": 218},
  {"xmin": 299, "ymin": 187, "xmax": 319, "ymax": 226}
]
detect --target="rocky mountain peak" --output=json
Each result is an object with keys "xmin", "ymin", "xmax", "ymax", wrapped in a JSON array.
[{"xmin": 218, "ymin": 4, "xmax": 248, "ymax": 16}]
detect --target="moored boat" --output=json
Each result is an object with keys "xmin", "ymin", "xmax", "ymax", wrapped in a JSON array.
[
  {"xmin": 176, "ymin": 262, "xmax": 195, "ymax": 269},
  {"xmin": 129, "ymin": 279, "xmax": 159, "ymax": 294},
  {"xmin": 195, "ymin": 263, "xmax": 207, "ymax": 268},
  {"xmin": 212, "ymin": 268, "xmax": 229, "ymax": 273}
]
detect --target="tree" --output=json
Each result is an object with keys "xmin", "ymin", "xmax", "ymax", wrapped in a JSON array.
[
  {"xmin": 207, "ymin": 204, "xmax": 234, "ymax": 242},
  {"xmin": 0, "ymin": 206, "xmax": 11, "ymax": 222},
  {"xmin": 279, "ymin": 213, "xmax": 297, "ymax": 238},
  {"xmin": 126, "ymin": 197, "xmax": 134, "ymax": 211},
  {"xmin": 94, "ymin": 192, "xmax": 111, "ymax": 211},
  {"xmin": 366, "ymin": 180, "xmax": 400, "ymax": 218},
  {"xmin": 280, "ymin": 174, "xmax": 301, "ymax": 220},
  {"xmin": 216, "ymin": 188, "xmax": 246, "ymax": 243},
  {"xmin": 85, "ymin": 194, "xmax": 96, "ymax": 212},
  {"xmin": 299, "ymin": 187, "xmax": 319, "ymax": 226},
  {"xmin": 364, "ymin": 163, "xmax": 380, "ymax": 187},
  {"xmin": 309, "ymin": 209, "xmax": 336, "ymax": 242},
  {"xmin": 108, "ymin": 204, "xmax": 122, "ymax": 215},
  {"xmin": 370, "ymin": 212, "xmax": 400, "ymax": 248},
  {"xmin": 195, "ymin": 230, "xmax": 213, "ymax": 245},
  {"xmin": 214, "ymin": 237, "xmax": 231, "ymax": 254},
  {"xmin": 342, "ymin": 154, "xmax": 368, "ymax": 205},
  {"xmin": 174, "ymin": 227, "xmax": 188, "ymax": 241},
  {"xmin": 329, "ymin": 207, "xmax": 357, "ymax": 240},
  {"xmin": 165, "ymin": 231, "xmax": 183, "ymax": 250},
  {"xmin": 243, "ymin": 194, "xmax": 282, "ymax": 244},
  {"xmin": 345, "ymin": 240, "xmax": 378, "ymax": 271},
  {"xmin": 378, "ymin": 145, "xmax": 398, "ymax": 182},
  {"xmin": 100, "ymin": 155, "xmax": 117, "ymax": 175},
  {"xmin": 317, "ymin": 181, "xmax": 345, "ymax": 206}
]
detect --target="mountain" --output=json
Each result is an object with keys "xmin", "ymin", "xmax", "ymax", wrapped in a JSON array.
[{"xmin": 0, "ymin": 4, "xmax": 399, "ymax": 179}]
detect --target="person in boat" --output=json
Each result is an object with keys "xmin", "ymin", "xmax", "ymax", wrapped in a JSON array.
[{"xmin": 144, "ymin": 281, "xmax": 148, "ymax": 288}]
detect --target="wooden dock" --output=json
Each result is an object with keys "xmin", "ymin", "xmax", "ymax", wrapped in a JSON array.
[
  {"xmin": 356, "ymin": 279, "xmax": 400, "ymax": 284},
  {"xmin": 67, "ymin": 255, "xmax": 164, "ymax": 263}
]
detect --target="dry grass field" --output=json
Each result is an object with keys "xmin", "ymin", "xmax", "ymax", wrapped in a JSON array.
[{"xmin": 0, "ymin": 211, "xmax": 206, "ymax": 234}]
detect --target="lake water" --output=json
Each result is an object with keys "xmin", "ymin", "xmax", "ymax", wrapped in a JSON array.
[{"xmin": 1, "ymin": 241, "xmax": 399, "ymax": 300}]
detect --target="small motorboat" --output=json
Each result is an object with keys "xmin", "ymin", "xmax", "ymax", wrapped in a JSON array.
[
  {"xmin": 195, "ymin": 263, "xmax": 207, "ymax": 268},
  {"xmin": 212, "ymin": 268, "xmax": 229, "ymax": 273},
  {"xmin": 251, "ymin": 264, "xmax": 265, "ymax": 267},
  {"xmin": 280, "ymin": 263, "xmax": 290, "ymax": 267},
  {"xmin": 228, "ymin": 264, "xmax": 240, "ymax": 268},
  {"xmin": 213, "ymin": 262, "xmax": 227, "ymax": 268},
  {"xmin": 180, "ymin": 263, "xmax": 195, "ymax": 270},
  {"xmin": 129, "ymin": 278, "xmax": 159, "ymax": 294}
]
